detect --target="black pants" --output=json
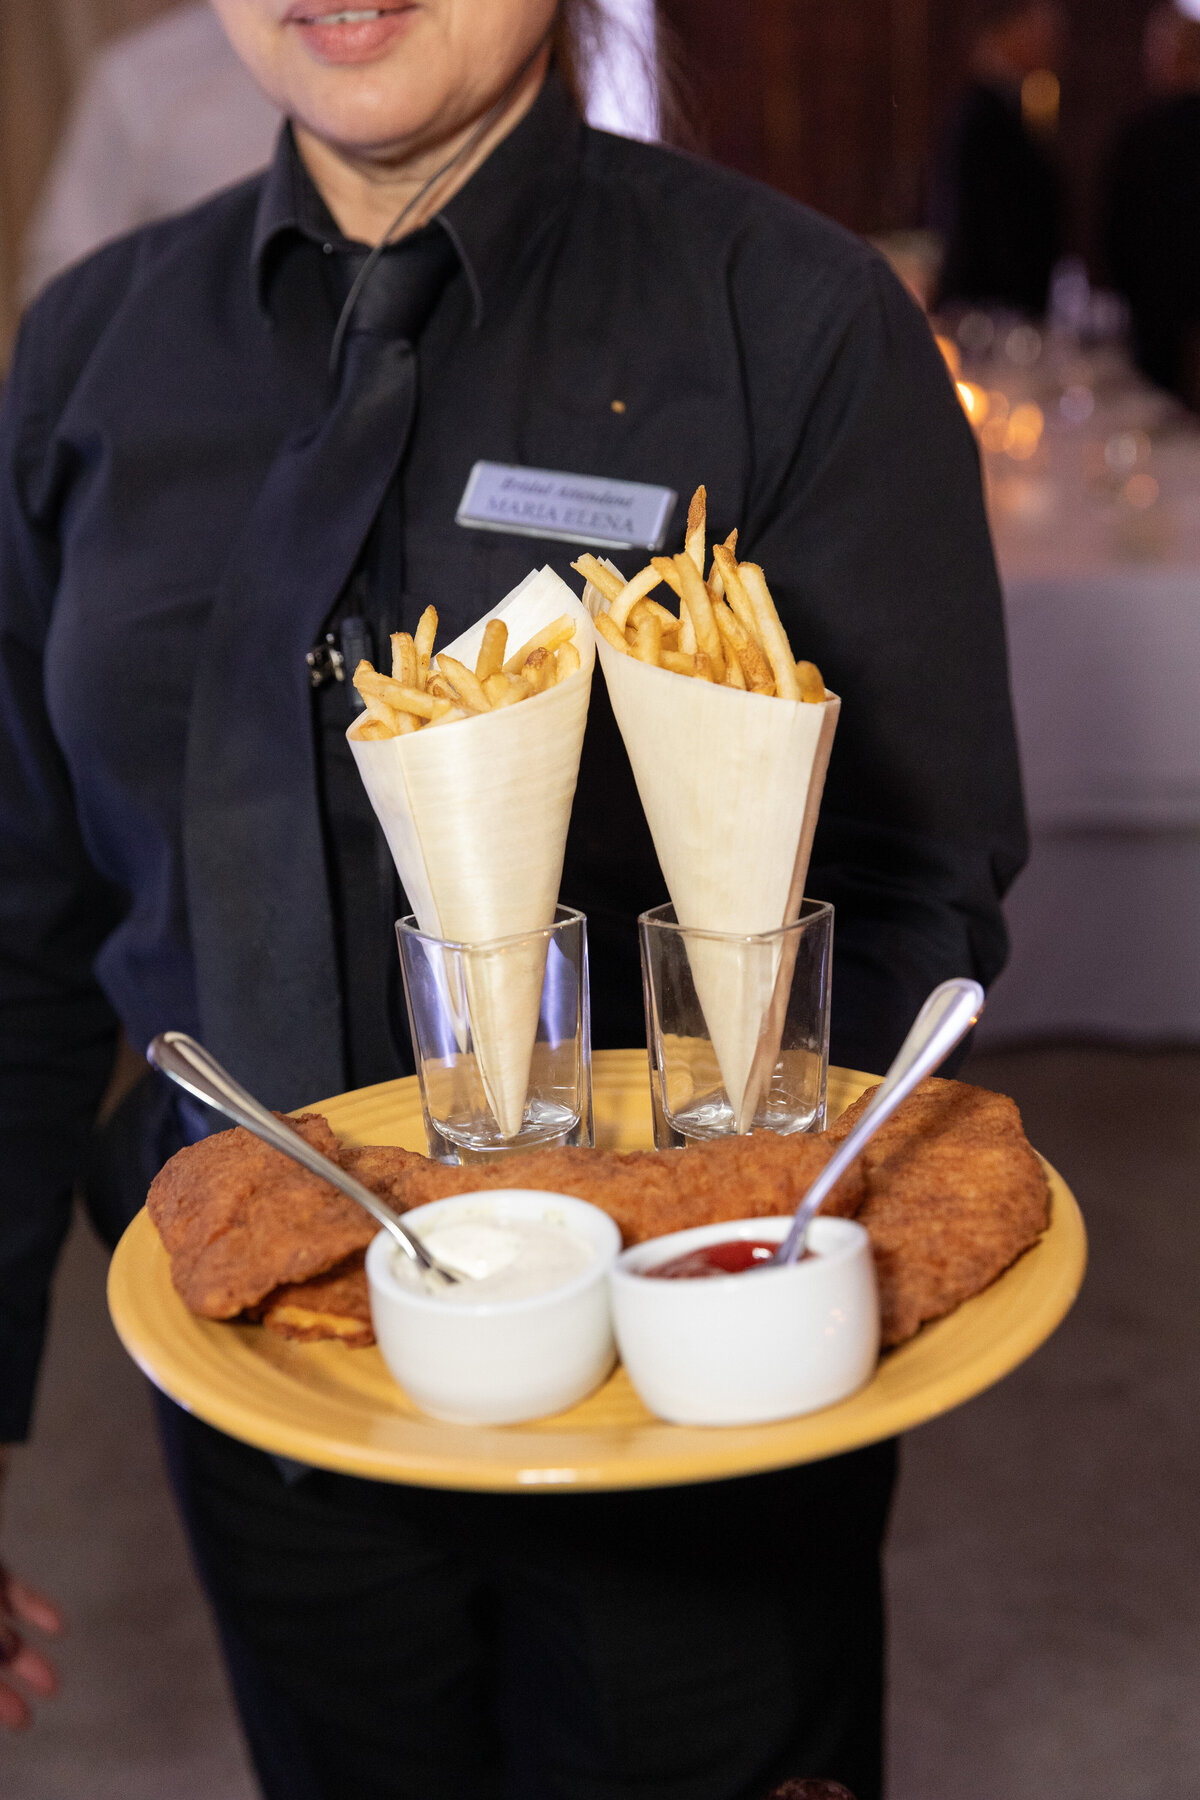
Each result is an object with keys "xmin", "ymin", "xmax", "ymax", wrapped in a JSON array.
[{"xmin": 155, "ymin": 1397, "xmax": 895, "ymax": 1800}]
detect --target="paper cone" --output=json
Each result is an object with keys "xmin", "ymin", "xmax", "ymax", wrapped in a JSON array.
[
  {"xmin": 350, "ymin": 567, "xmax": 595, "ymax": 1137},
  {"xmin": 581, "ymin": 577, "xmax": 838, "ymax": 1129}
]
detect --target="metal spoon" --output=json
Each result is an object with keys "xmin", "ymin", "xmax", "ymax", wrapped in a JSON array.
[
  {"xmin": 772, "ymin": 976, "xmax": 985, "ymax": 1268},
  {"xmin": 147, "ymin": 1030, "xmax": 462, "ymax": 1286}
]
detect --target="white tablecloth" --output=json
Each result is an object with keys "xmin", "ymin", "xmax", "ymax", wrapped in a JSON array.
[{"xmin": 971, "ymin": 348, "xmax": 1200, "ymax": 1042}]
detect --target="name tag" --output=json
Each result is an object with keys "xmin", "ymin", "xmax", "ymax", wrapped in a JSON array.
[{"xmin": 456, "ymin": 462, "xmax": 676, "ymax": 552}]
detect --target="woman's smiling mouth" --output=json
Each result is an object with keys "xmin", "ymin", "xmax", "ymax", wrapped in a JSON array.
[{"xmin": 286, "ymin": 4, "xmax": 418, "ymax": 62}]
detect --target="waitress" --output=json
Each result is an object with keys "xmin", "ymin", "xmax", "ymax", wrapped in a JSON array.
[{"xmin": 0, "ymin": 2, "xmax": 1026, "ymax": 1794}]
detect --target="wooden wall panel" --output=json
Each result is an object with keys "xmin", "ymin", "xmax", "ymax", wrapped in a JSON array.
[
  {"xmin": 660, "ymin": 0, "xmax": 940, "ymax": 234},
  {"xmin": 661, "ymin": 0, "xmax": 1160, "ymax": 262}
]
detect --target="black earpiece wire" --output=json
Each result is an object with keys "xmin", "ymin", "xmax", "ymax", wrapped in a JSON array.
[{"xmin": 328, "ymin": 25, "xmax": 555, "ymax": 378}]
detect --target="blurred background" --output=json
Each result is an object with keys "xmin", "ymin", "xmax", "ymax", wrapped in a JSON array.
[
  {"xmin": 0, "ymin": 0, "xmax": 1179, "ymax": 356},
  {"xmin": 3, "ymin": 3, "xmax": 1199, "ymax": 1797}
]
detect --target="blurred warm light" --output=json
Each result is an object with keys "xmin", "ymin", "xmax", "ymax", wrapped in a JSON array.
[
  {"xmin": 967, "ymin": 388, "xmax": 1042, "ymax": 459},
  {"xmin": 955, "ymin": 380, "xmax": 989, "ymax": 424},
  {"xmin": 935, "ymin": 334, "xmax": 962, "ymax": 379},
  {"xmin": 1124, "ymin": 473, "xmax": 1160, "ymax": 511},
  {"xmin": 1006, "ymin": 403, "xmax": 1044, "ymax": 460},
  {"xmin": 1021, "ymin": 68, "xmax": 1060, "ymax": 133}
]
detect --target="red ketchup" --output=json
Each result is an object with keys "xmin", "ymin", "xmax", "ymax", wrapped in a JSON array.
[{"xmin": 644, "ymin": 1238, "xmax": 810, "ymax": 1279}]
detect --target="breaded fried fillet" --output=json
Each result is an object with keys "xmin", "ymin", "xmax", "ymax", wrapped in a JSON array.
[
  {"xmin": 259, "ymin": 1250, "xmax": 374, "ymax": 1346},
  {"xmin": 146, "ymin": 1083, "xmax": 1049, "ymax": 1352},
  {"xmin": 339, "ymin": 1131, "xmax": 865, "ymax": 1246},
  {"xmin": 826, "ymin": 1077, "xmax": 1050, "ymax": 1345},
  {"xmin": 147, "ymin": 1113, "xmax": 387, "ymax": 1319}
]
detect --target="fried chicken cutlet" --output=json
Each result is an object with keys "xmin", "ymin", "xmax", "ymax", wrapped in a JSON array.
[
  {"xmin": 145, "ymin": 1113, "xmax": 424, "ymax": 1318},
  {"xmin": 146, "ymin": 1081, "xmax": 1050, "ymax": 1354},
  {"xmin": 825, "ymin": 1077, "xmax": 1050, "ymax": 1345},
  {"xmin": 146, "ymin": 1127, "xmax": 863, "ymax": 1328},
  {"xmin": 258, "ymin": 1250, "xmax": 374, "ymax": 1346},
  {"xmin": 339, "ymin": 1130, "xmax": 866, "ymax": 1246}
]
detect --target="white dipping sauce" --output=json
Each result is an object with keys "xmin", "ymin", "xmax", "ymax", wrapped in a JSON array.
[{"xmin": 394, "ymin": 1212, "xmax": 595, "ymax": 1304}]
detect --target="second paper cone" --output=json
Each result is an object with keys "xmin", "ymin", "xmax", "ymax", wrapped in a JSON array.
[{"xmin": 593, "ymin": 627, "xmax": 838, "ymax": 1125}]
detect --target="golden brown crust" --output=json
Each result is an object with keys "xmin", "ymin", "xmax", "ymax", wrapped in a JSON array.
[
  {"xmin": 259, "ymin": 1250, "xmax": 374, "ymax": 1346},
  {"xmin": 826, "ymin": 1077, "xmax": 1050, "ymax": 1345},
  {"xmin": 341, "ymin": 1131, "xmax": 864, "ymax": 1245},
  {"xmin": 146, "ymin": 1113, "xmax": 379, "ymax": 1318},
  {"xmin": 146, "ymin": 1083, "xmax": 1049, "ymax": 1354}
]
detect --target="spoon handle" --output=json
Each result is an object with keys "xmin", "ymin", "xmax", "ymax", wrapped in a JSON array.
[
  {"xmin": 147, "ymin": 1031, "xmax": 443, "ymax": 1277},
  {"xmin": 772, "ymin": 977, "xmax": 985, "ymax": 1267}
]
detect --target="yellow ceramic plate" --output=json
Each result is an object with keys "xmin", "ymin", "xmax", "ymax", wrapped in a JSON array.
[{"xmin": 107, "ymin": 1053, "xmax": 1086, "ymax": 1491}]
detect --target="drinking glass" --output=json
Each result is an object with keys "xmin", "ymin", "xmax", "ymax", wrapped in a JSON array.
[
  {"xmin": 396, "ymin": 905, "xmax": 592, "ymax": 1163},
  {"xmin": 638, "ymin": 899, "xmax": 833, "ymax": 1149}
]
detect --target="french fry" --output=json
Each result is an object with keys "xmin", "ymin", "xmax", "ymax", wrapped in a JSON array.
[
  {"xmin": 353, "ymin": 663, "xmax": 439, "ymax": 719},
  {"xmin": 521, "ymin": 646, "xmax": 556, "ymax": 694},
  {"xmin": 707, "ymin": 528, "xmax": 737, "ymax": 600},
  {"xmin": 572, "ymin": 490, "xmax": 823, "ymax": 712},
  {"xmin": 673, "ymin": 552, "xmax": 725, "ymax": 680},
  {"xmin": 685, "ymin": 485, "xmax": 706, "ymax": 574},
  {"xmin": 608, "ymin": 563, "xmax": 664, "ymax": 633},
  {"xmin": 713, "ymin": 598, "xmax": 774, "ymax": 693},
  {"xmin": 794, "ymin": 659, "xmax": 827, "ymax": 704},
  {"xmin": 596, "ymin": 611, "xmax": 634, "ymax": 656},
  {"xmin": 630, "ymin": 597, "xmax": 679, "ymax": 632},
  {"xmin": 649, "ymin": 555, "xmax": 684, "ymax": 599},
  {"xmin": 483, "ymin": 672, "xmax": 532, "ymax": 708},
  {"xmin": 632, "ymin": 610, "xmax": 662, "ymax": 665},
  {"xmin": 414, "ymin": 606, "xmax": 438, "ymax": 687},
  {"xmin": 738, "ymin": 562, "xmax": 801, "ymax": 701},
  {"xmin": 390, "ymin": 632, "xmax": 418, "ymax": 689},
  {"xmin": 350, "ymin": 594, "xmax": 586, "ymax": 740},
  {"xmin": 436, "ymin": 654, "xmax": 492, "ymax": 714},
  {"xmin": 363, "ymin": 696, "xmax": 402, "ymax": 731},
  {"xmin": 474, "ymin": 618, "xmax": 508, "ymax": 683},
  {"xmin": 711, "ymin": 544, "xmax": 759, "ymax": 643},
  {"xmin": 653, "ymin": 555, "xmax": 695, "ymax": 646},
  {"xmin": 350, "ymin": 715, "xmax": 395, "ymax": 741},
  {"xmin": 503, "ymin": 615, "xmax": 576, "ymax": 674},
  {"xmin": 570, "ymin": 554, "xmax": 623, "ymax": 603}
]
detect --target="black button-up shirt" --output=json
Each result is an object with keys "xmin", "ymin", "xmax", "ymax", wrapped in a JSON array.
[{"xmin": 0, "ymin": 74, "xmax": 1025, "ymax": 1438}]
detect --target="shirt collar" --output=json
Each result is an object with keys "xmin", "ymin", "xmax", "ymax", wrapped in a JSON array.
[{"xmin": 251, "ymin": 70, "xmax": 584, "ymax": 326}]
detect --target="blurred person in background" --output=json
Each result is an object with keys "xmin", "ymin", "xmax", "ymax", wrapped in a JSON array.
[
  {"xmin": 19, "ymin": 1, "xmax": 281, "ymax": 303},
  {"xmin": 21, "ymin": 0, "xmax": 658, "ymax": 302},
  {"xmin": 1104, "ymin": 1, "xmax": 1200, "ymax": 410},
  {"xmin": 931, "ymin": 0, "xmax": 1066, "ymax": 317}
]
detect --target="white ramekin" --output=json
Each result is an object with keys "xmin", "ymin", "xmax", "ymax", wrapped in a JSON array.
[
  {"xmin": 365, "ymin": 1189, "xmax": 621, "ymax": 1425},
  {"xmin": 610, "ymin": 1215, "xmax": 879, "ymax": 1426}
]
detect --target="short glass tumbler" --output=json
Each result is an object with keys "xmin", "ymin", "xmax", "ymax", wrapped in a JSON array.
[
  {"xmin": 396, "ymin": 905, "xmax": 593, "ymax": 1164},
  {"xmin": 638, "ymin": 898, "xmax": 833, "ymax": 1149}
]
